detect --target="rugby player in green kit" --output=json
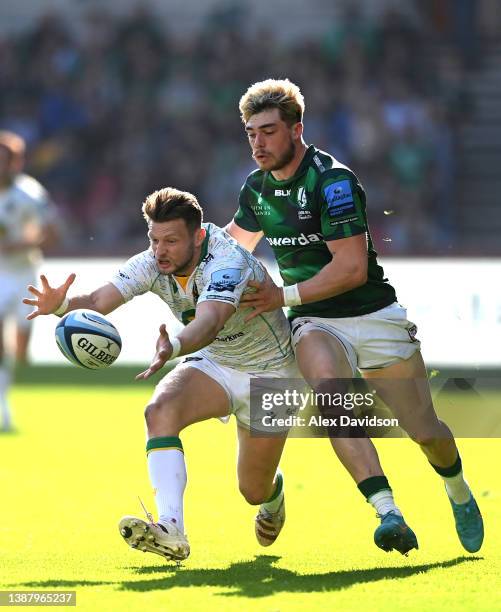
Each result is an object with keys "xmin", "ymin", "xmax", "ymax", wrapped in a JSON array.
[{"xmin": 225, "ymin": 78, "xmax": 483, "ymax": 554}]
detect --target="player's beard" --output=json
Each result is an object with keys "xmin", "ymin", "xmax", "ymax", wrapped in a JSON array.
[
  {"xmin": 256, "ymin": 139, "xmax": 296, "ymax": 172},
  {"xmin": 158, "ymin": 242, "xmax": 197, "ymax": 276},
  {"xmin": 271, "ymin": 140, "xmax": 296, "ymax": 171}
]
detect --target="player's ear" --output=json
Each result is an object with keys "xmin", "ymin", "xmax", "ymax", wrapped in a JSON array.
[
  {"xmin": 292, "ymin": 122, "xmax": 303, "ymax": 141},
  {"xmin": 195, "ymin": 226, "xmax": 206, "ymax": 247}
]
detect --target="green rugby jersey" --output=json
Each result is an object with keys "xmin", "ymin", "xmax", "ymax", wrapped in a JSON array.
[{"xmin": 234, "ymin": 145, "xmax": 396, "ymax": 318}]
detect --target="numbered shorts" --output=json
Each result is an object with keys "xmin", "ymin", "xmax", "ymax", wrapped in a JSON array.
[
  {"xmin": 0, "ymin": 268, "xmax": 35, "ymax": 329},
  {"xmin": 291, "ymin": 302, "xmax": 420, "ymax": 374},
  {"xmin": 174, "ymin": 354, "xmax": 301, "ymax": 428}
]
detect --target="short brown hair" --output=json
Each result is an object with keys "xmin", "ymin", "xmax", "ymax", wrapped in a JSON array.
[
  {"xmin": 239, "ymin": 78, "xmax": 305, "ymax": 126},
  {"xmin": 0, "ymin": 130, "xmax": 26, "ymax": 159},
  {"xmin": 142, "ymin": 187, "xmax": 203, "ymax": 232}
]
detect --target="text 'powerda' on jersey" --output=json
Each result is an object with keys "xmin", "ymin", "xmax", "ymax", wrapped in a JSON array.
[
  {"xmin": 234, "ymin": 145, "xmax": 396, "ymax": 319},
  {"xmin": 109, "ymin": 223, "xmax": 293, "ymax": 373}
]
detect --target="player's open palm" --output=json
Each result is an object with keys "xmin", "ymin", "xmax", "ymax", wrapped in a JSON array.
[
  {"xmin": 23, "ymin": 273, "xmax": 76, "ymax": 320},
  {"xmin": 136, "ymin": 324, "xmax": 173, "ymax": 380}
]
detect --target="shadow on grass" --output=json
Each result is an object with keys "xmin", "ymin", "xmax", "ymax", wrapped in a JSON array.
[{"xmin": 21, "ymin": 554, "xmax": 482, "ymax": 598}]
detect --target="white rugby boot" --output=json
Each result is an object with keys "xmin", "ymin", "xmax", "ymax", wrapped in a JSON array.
[{"xmin": 119, "ymin": 516, "xmax": 190, "ymax": 561}]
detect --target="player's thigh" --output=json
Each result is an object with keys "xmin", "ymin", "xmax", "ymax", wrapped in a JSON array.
[
  {"xmin": 237, "ymin": 424, "xmax": 286, "ymax": 490},
  {"xmin": 294, "ymin": 330, "xmax": 354, "ymax": 383},
  {"xmin": 362, "ymin": 351, "xmax": 442, "ymax": 437},
  {"xmin": 149, "ymin": 365, "xmax": 230, "ymax": 428}
]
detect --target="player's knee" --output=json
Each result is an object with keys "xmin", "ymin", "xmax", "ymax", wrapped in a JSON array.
[
  {"xmin": 144, "ymin": 394, "xmax": 183, "ymax": 431},
  {"xmin": 238, "ymin": 481, "xmax": 269, "ymax": 505}
]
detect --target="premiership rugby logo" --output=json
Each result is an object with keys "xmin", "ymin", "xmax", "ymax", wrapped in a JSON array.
[{"xmin": 207, "ymin": 268, "xmax": 241, "ymax": 292}]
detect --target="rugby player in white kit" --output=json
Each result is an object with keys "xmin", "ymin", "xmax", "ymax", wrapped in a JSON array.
[
  {"xmin": 0, "ymin": 131, "xmax": 58, "ymax": 431},
  {"xmin": 23, "ymin": 187, "xmax": 297, "ymax": 561}
]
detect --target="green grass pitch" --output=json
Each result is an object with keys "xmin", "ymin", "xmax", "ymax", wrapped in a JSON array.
[{"xmin": 1, "ymin": 382, "xmax": 500, "ymax": 611}]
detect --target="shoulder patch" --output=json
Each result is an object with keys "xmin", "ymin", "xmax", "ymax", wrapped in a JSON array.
[
  {"xmin": 208, "ymin": 268, "xmax": 241, "ymax": 292},
  {"xmin": 324, "ymin": 179, "xmax": 356, "ymax": 217}
]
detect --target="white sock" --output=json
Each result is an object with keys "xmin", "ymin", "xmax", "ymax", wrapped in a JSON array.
[
  {"xmin": 443, "ymin": 470, "xmax": 471, "ymax": 504},
  {"xmin": 147, "ymin": 447, "xmax": 187, "ymax": 533},
  {"xmin": 368, "ymin": 489, "xmax": 403, "ymax": 517},
  {"xmin": 261, "ymin": 471, "xmax": 284, "ymax": 513},
  {"xmin": 0, "ymin": 367, "xmax": 12, "ymax": 429}
]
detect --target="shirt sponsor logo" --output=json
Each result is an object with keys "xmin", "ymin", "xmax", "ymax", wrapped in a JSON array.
[
  {"xmin": 207, "ymin": 268, "xmax": 242, "ymax": 292},
  {"xmin": 254, "ymin": 203, "xmax": 272, "ymax": 216},
  {"xmin": 266, "ymin": 233, "xmax": 323, "ymax": 247},
  {"xmin": 215, "ymin": 332, "xmax": 245, "ymax": 342},
  {"xmin": 324, "ymin": 180, "xmax": 355, "ymax": 218},
  {"xmin": 275, "ymin": 189, "xmax": 291, "ymax": 197}
]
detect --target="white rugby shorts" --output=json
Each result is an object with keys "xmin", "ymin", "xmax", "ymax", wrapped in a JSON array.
[
  {"xmin": 173, "ymin": 353, "xmax": 301, "ymax": 428},
  {"xmin": 0, "ymin": 268, "xmax": 35, "ymax": 328},
  {"xmin": 291, "ymin": 302, "xmax": 420, "ymax": 373}
]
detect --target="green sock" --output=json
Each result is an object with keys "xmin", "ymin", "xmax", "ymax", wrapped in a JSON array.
[{"xmin": 262, "ymin": 472, "xmax": 284, "ymax": 513}]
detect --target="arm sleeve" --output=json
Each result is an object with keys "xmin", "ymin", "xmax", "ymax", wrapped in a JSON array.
[
  {"xmin": 233, "ymin": 183, "xmax": 262, "ymax": 232},
  {"xmin": 198, "ymin": 254, "xmax": 253, "ymax": 310},
  {"xmin": 318, "ymin": 172, "xmax": 367, "ymax": 241},
  {"xmin": 108, "ymin": 251, "xmax": 158, "ymax": 303}
]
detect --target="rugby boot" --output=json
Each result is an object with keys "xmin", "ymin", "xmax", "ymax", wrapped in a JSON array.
[
  {"xmin": 374, "ymin": 511, "xmax": 419, "ymax": 555},
  {"xmin": 255, "ymin": 496, "xmax": 285, "ymax": 546},
  {"xmin": 119, "ymin": 515, "xmax": 190, "ymax": 561},
  {"xmin": 449, "ymin": 493, "xmax": 484, "ymax": 553}
]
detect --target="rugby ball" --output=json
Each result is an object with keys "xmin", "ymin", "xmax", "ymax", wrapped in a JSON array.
[{"xmin": 55, "ymin": 309, "xmax": 121, "ymax": 369}]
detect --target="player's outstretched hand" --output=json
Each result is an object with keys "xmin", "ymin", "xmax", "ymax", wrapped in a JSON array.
[
  {"xmin": 136, "ymin": 324, "xmax": 173, "ymax": 380},
  {"xmin": 240, "ymin": 270, "xmax": 284, "ymax": 321},
  {"xmin": 23, "ymin": 273, "xmax": 76, "ymax": 320}
]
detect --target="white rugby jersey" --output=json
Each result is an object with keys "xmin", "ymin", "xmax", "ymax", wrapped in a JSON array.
[
  {"xmin": 0, "ymin": 173, "xmax": 56, "ymax": 270},
  {"xmin": 110, "ymin": 223, "xmax": 293, "ymax": 372}
]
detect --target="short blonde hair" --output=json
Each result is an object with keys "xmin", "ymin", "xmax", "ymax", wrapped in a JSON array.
[{"xmin": 239, "ymin": 78, "xmax": 305, "ymax": 125}]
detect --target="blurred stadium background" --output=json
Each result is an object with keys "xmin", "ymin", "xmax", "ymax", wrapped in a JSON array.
[{"xmin": 1, "ymin": 0, "xmax": 500, "ymax": 368}]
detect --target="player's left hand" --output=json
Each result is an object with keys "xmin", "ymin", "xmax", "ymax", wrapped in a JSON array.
[
  {"xmin": 240, "ymin": 271, "xmax": 284, "ymax": 321},
  {"xmin": 136, "ymin": 324, "xmax": 173, "ymax": 380}
]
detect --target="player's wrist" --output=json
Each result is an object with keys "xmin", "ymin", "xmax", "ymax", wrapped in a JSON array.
[
  {"xmin": 53, "ymin": 297, "xmax": 69, "ymax": 317},
  {"xmin": 169, "ymin": 336, "xmax": 182, "ymax": 360},
  {"xmin": 282, "ymin": 284, "xmax": 302, "ymax": 307}
]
